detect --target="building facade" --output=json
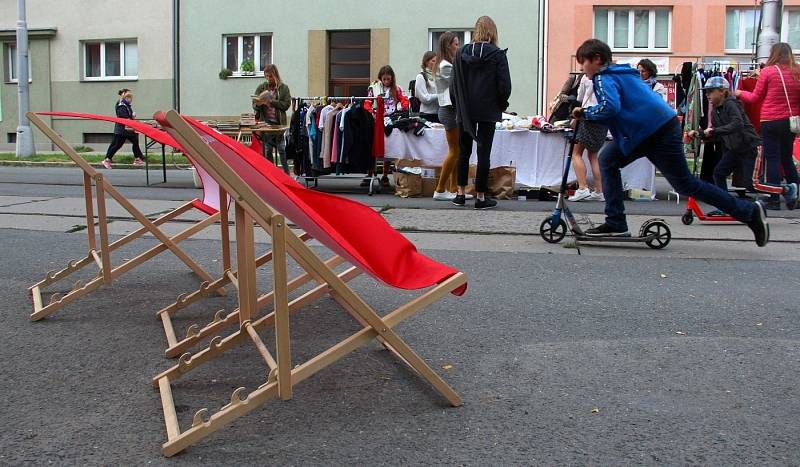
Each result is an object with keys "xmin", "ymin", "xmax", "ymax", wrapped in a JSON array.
[
  {"xmin": 0, "ymin": 1, "xmax": 545, "ymax": 151},
  {"xmin": 0, "ymin": 0, "xmax": 173, "ymax": 151},
  {"xmin": 178, "ymin": 0, "xmax": 545, "ymax": 118},
  {"xmin": 546, "ymin": 0, "xmax": 800, "ymax": 112}
]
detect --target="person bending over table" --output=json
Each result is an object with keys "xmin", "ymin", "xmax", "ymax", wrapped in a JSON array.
[{"xmin": 253, "ymin": 64, "xmax": 292, "ymax": 173}]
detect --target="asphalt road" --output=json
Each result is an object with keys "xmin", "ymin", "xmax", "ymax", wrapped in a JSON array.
[{"xmin": 2, "ymin": 229, "xmax": 798, "ymax": 465}]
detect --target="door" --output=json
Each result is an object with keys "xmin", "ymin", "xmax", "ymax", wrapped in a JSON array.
[{"xmin": 328, "ymin": 30, "xmax": 371, "ymax": 97}]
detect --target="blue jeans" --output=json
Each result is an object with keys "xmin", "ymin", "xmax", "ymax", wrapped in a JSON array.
[
  {"xmin": 599, "ymin": 118, "xmax": 755, "ymax": 230},
  {"xmin": 761, "ymin": 119, "xmax": 800, "ymax": 201}
]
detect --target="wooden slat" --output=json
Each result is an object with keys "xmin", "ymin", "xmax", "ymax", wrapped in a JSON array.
[
  {"xmin": 158, "ymin": 377, "xmax": 180, "ymax": 441},
  {"xmin": 94, "ymin": 178, "xmax": 113, "ymax": 285},
  {"xmin": 83, "ymin": 173, "xmax": 96, "ymax": 252},
  {"xmin": 161, "ymin": 312, "xmax": 179, "ymax": 348},
  {"xmin": 90, "ymin": 250, "xmax": 103, "ymax": 269},
  {"xmin": 30, "ymin": 286, "xmax": 43, "ymax": 313},
  {"xmin": 271, "ymin": 214, "xmax": 292, "ymax": 400},
  {"xmin": 245, "ymin": 323, "xmax": 277, "ymax": 371}
]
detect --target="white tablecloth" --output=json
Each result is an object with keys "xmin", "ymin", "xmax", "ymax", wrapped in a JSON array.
[{"xmin": 384, "ymin": 128, "xmax": 656, "ymax": 192}]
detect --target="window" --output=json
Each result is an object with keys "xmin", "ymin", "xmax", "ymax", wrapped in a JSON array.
[
  {"xmin": 82, "ymin": 40, "xmax": 138, "ymax": 80},
  {"xmin": 782, "ymin": 9, "xmax": 800, "ymax": 50},
  {"xmin": 428, "ymin": 30, "xmax": 472, "ymax": 51},
  {"xmin": 725, "ymin": 9, "xmax": 760, "ymax": 53},
  {"xmin": 594, "ymin": 8, "xmax": 671, "ymax": 51},
  {"xmin": 222, "ymin": 34, "xmax": 272, "ymax": 76},
  {"xmin": 8, "ymin": 133, "xmax": 16, "ymax": 144},
  {"xmin": 328, "ymin": 30, "xmax": 370, "ymax": 96},
  {"xmin": 5, "ymin": 43, "xmax": 31, "ymax": 82},
  {"xmin": 83, "ymin": 133, "xmax": 114, "ymax": 144}
]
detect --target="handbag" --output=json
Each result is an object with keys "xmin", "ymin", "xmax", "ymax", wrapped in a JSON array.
[{"xmin": 774, "ymin": 65, "xmax": 800, "ymax": 133}]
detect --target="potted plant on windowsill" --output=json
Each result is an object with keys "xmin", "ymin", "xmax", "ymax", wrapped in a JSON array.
[
  {"xmin": 219, "ymin": 68, "xmax": 233, "ymax": 80},
  {"xmin": 240, "ymin": 59, "xmax": 256, "ymax": 76}
]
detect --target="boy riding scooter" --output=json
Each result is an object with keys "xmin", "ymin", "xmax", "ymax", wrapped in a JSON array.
[{"xmin": 570, "ymin": 39, "xmax": 770, "ymax": 246}]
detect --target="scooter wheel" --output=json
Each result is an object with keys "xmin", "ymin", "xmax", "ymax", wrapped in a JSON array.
[
  {"xmin": 540, "ymin": 217, "xmax": 567, "ymax": 243},
  {"xmin": 643, "ymin": 220, "xmax": 671, "ymax": 249},
  {"xmin": 681, "ymin": 212, "xmax": 694, "ymax": 225}
]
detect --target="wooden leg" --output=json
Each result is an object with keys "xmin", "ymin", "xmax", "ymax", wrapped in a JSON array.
[{"xmin": 271, "ymin": 214, "xmax": 292, "ymax": 400}]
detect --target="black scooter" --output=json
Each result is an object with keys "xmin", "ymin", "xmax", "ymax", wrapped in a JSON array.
[{"xmin": 539, "ymin": 123, "xmax": 671, "ymax": 249}]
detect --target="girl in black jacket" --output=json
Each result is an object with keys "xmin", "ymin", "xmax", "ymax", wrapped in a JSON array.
[
  {"xmin": 452, "ymin": 16, "xmax": 512, "ymax": 209},
  {"xmin": 103, "ymin": 88, "xmax": 144, "ymax": 169}
]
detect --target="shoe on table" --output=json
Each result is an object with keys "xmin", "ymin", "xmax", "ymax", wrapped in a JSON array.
[
  {"xmin": 452, "ymin": 194, "xmax": 466, "ymax": 207},
  {"xmin": 588, "ymin": 191, "xmax": 604, "ymax": 201},
  {"xmin": 584, "ymin": 222, "xmax": 631, "ymax": 237},
  {"xmin": 784, "ymin": 182, "xmax": 798, "ymax": 210},
  {"xmin": 101, "ymin": 159, "xmax": 113, "ymax": 169},
  {"xmin": 746, "ymin": 200, "xmax": 769, "ymax": 247},
  {"xmin": 133, "ymin": 158, "xmax": 145, "ymax": 166},
  {"xmin": 568, "ymin": 187, "xmax": 592, "ymax": 202},
  {"xmin": 433, "ymin": 191, "xmax": 457, "ymax": 201},
  {"xmin": 474, "ymin": 198, "xmax": 497, "ymax": 210}
]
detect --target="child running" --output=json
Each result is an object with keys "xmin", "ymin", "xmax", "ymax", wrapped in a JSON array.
[{"xmin": 571, "ymin": 39, "xmax": 769, "ymax": 246}]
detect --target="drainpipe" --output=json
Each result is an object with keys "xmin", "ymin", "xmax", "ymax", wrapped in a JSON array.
[
  {"xmin": 172, "ymin": 0, "xmax": 180, "ymax": 111},
  {"xmin": 757, "ymin": 0, "xmax": 782, "ymax": 63},
  {"xmin": 16, "ymin": 0, "xmax": 35, "ymax": 157}
]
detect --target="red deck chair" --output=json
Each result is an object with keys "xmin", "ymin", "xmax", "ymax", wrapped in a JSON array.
[
  {"xmin": 152, "ymin": 110, "xmax": 467, "ymax": 456},
  {"xmin": 26, "ymin": 112, "xmax": 226, "ymax": 321}
]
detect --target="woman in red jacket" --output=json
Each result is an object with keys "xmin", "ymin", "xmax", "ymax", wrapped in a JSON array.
[{"xmin": 737, "ymin": 43, "xmax": 800, "ymax": 210}]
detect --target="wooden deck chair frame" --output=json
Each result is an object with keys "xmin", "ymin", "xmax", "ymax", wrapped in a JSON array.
[
  {"xmin": 154, "ymin": 110, "xmax": 466, "ymax": 457},
  {"xmin": 25, "ymin": 112, "xmax": 222, "ymax": 321}
]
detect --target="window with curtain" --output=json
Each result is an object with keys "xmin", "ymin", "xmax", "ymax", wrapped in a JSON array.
[
  {"xmin": 222, "ymin": 33, "xmax": 273, "ymax": 76},
  {"xmin": 5, "ymin": 43, "xmax": 32, "ymax": 82},
  {"xmin": 594, "ymin": 8, "xmax": 671, "ymax": 51},
  {"xmin": 82, "ymin": 39, "xmax": 137, "ymax": 80},
  {"xmin": 725, "ymin": 8, "xmax": 760, "ymax": 52}
]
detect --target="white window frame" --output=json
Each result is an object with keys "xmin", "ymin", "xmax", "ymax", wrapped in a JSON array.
[
  {"xmin": 222, "ymin": 33, "xmax": 273, "ymax": 77},
  {"xmin": 428, "ymin": 29, "xmax": 472, "ymax": 51},
  {"xmin": 594, "ymin": 8, "xmax": 672, "ymax": 52},
  {"xmin": 6, "ymin": 42, "xmax": 32, "ymax": 83},
  {"xmin": 82, "ymin": 39, "xmax": 138, "ymax": 81},
  {"xmin": 781, "ymin": 8, "xmax": 800, "ymax": 50},
  {"xmin": 725, "ymin": 8, "xmax": 761, "ymax": 54}
]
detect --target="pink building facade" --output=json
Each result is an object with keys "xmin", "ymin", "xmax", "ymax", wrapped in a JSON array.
[{"xmin": 545, "ymin": 0, "xmax": 800, "ymax": 113}]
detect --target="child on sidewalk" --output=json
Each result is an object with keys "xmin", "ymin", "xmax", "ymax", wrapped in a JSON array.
[{"xmin": 571, "ymin": 39, "xmax": 769, "ymax": 246}]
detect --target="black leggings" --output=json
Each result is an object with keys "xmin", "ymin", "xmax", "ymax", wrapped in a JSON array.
[
  {"xmin": 106, "ymin": 132, "xmax": 143, "ymax": 160},
  {"xmin": 457, "ymin": 121, "xmax": 495, "ymax": 193}
]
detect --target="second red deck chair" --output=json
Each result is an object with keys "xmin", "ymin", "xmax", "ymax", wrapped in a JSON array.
[
  {"xmin": 25, "ymin": 112, "xmax": 226, "ymax": 321},
  {"xmin": 152, "ymin": 110, "xmax": 468, "ymax": 456}
]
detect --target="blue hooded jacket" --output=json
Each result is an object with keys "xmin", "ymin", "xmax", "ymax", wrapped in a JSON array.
[{"xmin": 584, "ymin": 64, "xmax": 677, "ymax": 155}]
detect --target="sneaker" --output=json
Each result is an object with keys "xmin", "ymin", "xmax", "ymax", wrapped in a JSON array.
[
  {"xmin": 474, "ymin": 198, "xmax": 497, "ymax": 210},
  {"xmin": 433, "ymin": 191, "xmax": 457, "ymax": 201},
  {"xmin": 746, "ymin": 200, "xmax": 770, "ymax": 247},
  {"xmin": 588, "ymin": 191, "xmax": 605, "ymax": 202},
  {"xmin": 452, "ymin": 194, "xmax": 466, "ymax": 206},
  {"xmin": 133, "ymin": 158, "xmax": 145, "ymax": 166},
  {"xmin": 568, "ymin": 187, "xmax": 592, "ymax": 202},
  {"xmin": 584, "ymin": 223, "xmax": 631, "ymax": 237},
  {"xmin": 784, "ymin": 182, "xmax": 798, "ymax": 210},
  {"xmin": 101, "ymin": 159, "xmax": 112, "ymax": 169}
]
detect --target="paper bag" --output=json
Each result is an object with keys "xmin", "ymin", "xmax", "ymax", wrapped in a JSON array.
[
  {"xmin": 487, "ymin": 166, "xmax": 516, "ymax": 199},
  {"xmin": 394, "ymin": 159, "xmax": 423, "ymax": 198}
]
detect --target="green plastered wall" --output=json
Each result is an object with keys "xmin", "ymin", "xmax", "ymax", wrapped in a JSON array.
[
  {"xmin": 0, "ymin": 38, "xmax": 52, "ymax": 150},
  {"xmin": 180, "ymin": 0, "xmax": 542, "ymax": 118}
]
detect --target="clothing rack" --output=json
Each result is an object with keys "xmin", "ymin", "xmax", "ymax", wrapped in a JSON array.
[{"xmin": 290, "ymin": 95, "xmax": 386, "ymax": 195}]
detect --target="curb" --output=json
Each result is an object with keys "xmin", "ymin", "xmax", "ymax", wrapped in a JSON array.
[{"xmin": 0, "ymin": 160, "xmax": 192, "ymax": 170}]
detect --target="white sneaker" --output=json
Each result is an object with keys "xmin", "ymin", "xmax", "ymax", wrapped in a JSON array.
[
  {"xmin": 433, "ymin": 191, "xmax": 457, "ymax": 201},
  {"xmin": 588, "ymin": 191, "xmax": 605, "ymax": 201},
  {"xmin": 568, "ymin": 187, "xmax": 591, "ymax": 202}
]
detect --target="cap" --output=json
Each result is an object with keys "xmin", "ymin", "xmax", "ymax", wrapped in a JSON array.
[{"xmin": 703, "ymin": 76, "xmax": 730, "ymax": 91}]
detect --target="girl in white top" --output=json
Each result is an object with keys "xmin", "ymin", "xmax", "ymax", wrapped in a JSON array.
[
  {"xmin": 415, "ymin": 51, "xmax": 440, "ymax": 122},
  {"xmin": 568, "ymin": 74, "xmax": 608, "ymax": 202}
]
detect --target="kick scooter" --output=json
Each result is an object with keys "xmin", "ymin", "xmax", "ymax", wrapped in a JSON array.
[{"xmin": 539, "ymin": 123, "xmax": 671, "ymax": 249}]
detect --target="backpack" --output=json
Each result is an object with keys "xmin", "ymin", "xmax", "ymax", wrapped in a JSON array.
[{"xmin": 408, "ymin": 78, "xmax": 421, "ymax": 113}]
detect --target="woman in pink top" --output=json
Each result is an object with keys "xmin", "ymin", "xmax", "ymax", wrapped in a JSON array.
[{"xmin": 737, "ymin": 43, "xmax": 800, "ymax": 210}]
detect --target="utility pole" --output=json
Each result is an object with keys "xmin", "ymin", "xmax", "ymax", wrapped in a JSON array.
[
  {"xmin": 15, "ymin": 0, "xmax": 35, "ymax": 157},
  {"xmin": 757, "ymin": 0, "xmax": 782, "ymax": 63}
]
